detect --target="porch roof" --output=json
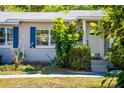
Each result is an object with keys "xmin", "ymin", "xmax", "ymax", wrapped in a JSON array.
[{"xmin": 0, "ymin": 10, "xmax": 106, "ymax": 23}]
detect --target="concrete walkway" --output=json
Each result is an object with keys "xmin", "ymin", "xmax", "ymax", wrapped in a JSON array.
[{"xmin": 0, "ymin": 74, "xmax": 105, "ymax": 78}]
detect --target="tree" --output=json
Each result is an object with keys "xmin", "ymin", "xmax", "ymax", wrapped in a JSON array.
[
  {"xmin": 0, "ymin": 5, "xmax": 95, "ymax": 12},
  {"xmin": 89, "ymin": 6, "xmax": 124, "ymax": 88},
  {"xmin": 90, "ymin": 6, "xmax": 124, "ymax": 69},
  {"xmin": 91, "ymin": 6, "xmax": 124, "ymax": 48},
  {"xmin": 42, "ymin": 5, "xmax": 95, "ymax": 12},
  {"xmin": 51, "ymin": 18, "xmax": 83, "ymax": 67},
  {"xmin": 0, "ymin": 5, "xmax": 29, "ymax": 12}
]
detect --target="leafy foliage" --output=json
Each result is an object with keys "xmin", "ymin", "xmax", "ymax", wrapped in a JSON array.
[
  {"xmin": 17, "ymin": 65, "xmax": 34, "ymax": 71},
  {"xmin": 68, "ymin": 45, "xmax": 91, "ymax": 70},
  {"xmin": 51, "ymin": 18, "xmax": 83, "ymax": 67},
  {"xmin": 0, "ymin": 64, "xmax": 15, "ymax": 71},
  {"xmin": 0, "ymin": 5, "xmax": 95, "ymax": 12},
  {"xmin": 42, "ymin": 5, "xmax": 95, "ymax": 12},
  {"xmin": 102, "ymin": 70, "xmax": 124, "ymax": 88},
  {"xmin": 0, "ymin": 64, "xmax": 34, "ymax": 71},
  {"xmin": 93, "ymin": 6, "xmax": 124, "ymax": 43},
  {"xmin": 90, "ymin": 6, "xmax": 124, "ymax": 70},
  {"xmin": 111, "ymin": 47, "xmax": 124, "ymax": 70}
]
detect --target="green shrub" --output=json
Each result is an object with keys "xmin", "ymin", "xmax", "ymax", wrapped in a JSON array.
[
  {"xmin": 0, "ymin": 64, "xmax": 15, "ymax": 71},
  {"xmin": 68, "ymin": 45, "xmax": 91, "ymax": 70},
  {"xmin": 111, "ymin": 47, "xmax": 124, "ymax": 70},
  {"xmin": 17, "ymin": 65, "xmax": 34, "ymax": 71},
  {"xmin": 0, "ymin": 64, "xmax": 34, "ymax": 71}
]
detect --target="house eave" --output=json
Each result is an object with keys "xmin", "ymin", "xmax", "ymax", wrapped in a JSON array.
[
  {"xmin": 1, "ymin": 16, "xmax": 104, "ymax": 23},
  {"xmin": 77, "ymin": 16, "xmax": 105, "ymax": 21},
  {"xmin": 0, "ymin": 22, "xmax": 20, "ymax": 25},
  {"xmin": 0, "ymin": 19, "xmax": 77, "ymax": 24}
]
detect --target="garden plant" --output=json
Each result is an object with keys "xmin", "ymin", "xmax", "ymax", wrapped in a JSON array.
[{"xmin": 12, "ymin": 49, "xmax": 26, "ymax": 70}]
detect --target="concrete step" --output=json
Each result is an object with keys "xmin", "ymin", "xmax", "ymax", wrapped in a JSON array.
[
  {"xmin": 91, "ymin": 60, "xmax": 108, "ymax": 73},
  {"xmin": 91, "ymin": 65, "xmax": 107, "ymax": 69}
]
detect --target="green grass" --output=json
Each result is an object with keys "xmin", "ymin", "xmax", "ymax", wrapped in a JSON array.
[
  {"xmin": 0, "ymin": 77, "xmax": 117, "ymax": 88},
  {"xmin": 0, "ymin": 64, "xmax": 117, "ymax": 88},
  {"xmin": 0, "ymin": 71, "xmax": 26, "ymax": 75}
]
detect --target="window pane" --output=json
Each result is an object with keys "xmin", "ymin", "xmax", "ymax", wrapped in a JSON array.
[
  {"xmin": 37, "ymin": 36, "xmax": 49, "ymax": 46},
  {"xmin": 42, "ymin": 30, "xmax": 49, "ymax": 34},
  {"xmin": 0, "ymin": 28, "xmax": 5, "ymax": 45},
  {"xmin": 7, "ymin": 28, "xmax": 13, "ymax": 45},
  {"xmin": 37, "ymin": 30, "xmax": 48, "ymax": 36},
  {"xmin": 7, "ymin": 38, "xmax": 13, "ymax": 45},
  {"xmin": 36, "ymin": 29, "xmax": 49, "ymax": 46},
  {"xmin": 37, "ymin": 30, "xmax": 42, "ymax": 35}
]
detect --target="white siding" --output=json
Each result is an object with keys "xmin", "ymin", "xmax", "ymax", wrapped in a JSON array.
[
  {"xmin": 0, "ymin": 21, "xmax": 105, "ymax": 63},
  {"xmin": 19, "ymin": 22, "xmax": 56, "ymax": 62},
  {"xmin": 0, "ymin": 48, "xmax": 12, "ymax": 63}
]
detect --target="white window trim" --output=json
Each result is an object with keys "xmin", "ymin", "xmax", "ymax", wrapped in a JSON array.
[
  {"xmin": 36, "ymin": 46, "xmax": 55, "ymax": 49},
  {"xmin": 36, "ymin": 28, "xmax": 55, "ymax": 48},
  {"xmin": 0, "ymin": 27, "xmax": 13, "ymax": 48}
]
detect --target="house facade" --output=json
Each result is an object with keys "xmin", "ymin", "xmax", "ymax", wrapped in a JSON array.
[{"xmin": 0, "ymin": 10, "xmax": 108, "ymax": 63}]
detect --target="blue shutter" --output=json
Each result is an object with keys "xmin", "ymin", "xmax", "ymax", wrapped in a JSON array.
[
  {"xmin": 30, "ymin": 27, "xmax": 36, "ymax": 48},
  {"xmin": 13, "ymin": 27, "xmax": 19, "ymax": 48}
]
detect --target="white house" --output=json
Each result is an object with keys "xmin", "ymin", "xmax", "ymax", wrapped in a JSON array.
[{"xmin": 0, "ymin": 10, "xmax": 108, "ymax": 63}]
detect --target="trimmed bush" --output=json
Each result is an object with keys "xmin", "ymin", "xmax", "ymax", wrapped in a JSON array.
[{"xmin": 68, "ymin": 45, "xmax": 91, "ymax": 70}]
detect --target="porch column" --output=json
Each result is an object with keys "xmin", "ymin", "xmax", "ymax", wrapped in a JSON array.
[{"xmin": 82, "ymin": 20, "xmax": 87, "ymax": 45}]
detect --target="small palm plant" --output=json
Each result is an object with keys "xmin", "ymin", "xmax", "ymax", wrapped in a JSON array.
[{"xmin": 12, "ymin": 48, "xmax": 26, "ymax": 70}]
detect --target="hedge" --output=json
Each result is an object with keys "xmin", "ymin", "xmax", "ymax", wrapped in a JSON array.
[{"xmin": 68, "ymin": 45, "xmax": 91, "ymax": 70}]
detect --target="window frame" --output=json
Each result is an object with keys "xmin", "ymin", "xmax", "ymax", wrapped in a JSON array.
[
  {"xmin": 36, "ymin": 28, "xmax": 55, "ymax": 48},
  {"xmin": 0, "ymin": 27, "xmax": 13, "ymax": 48}
]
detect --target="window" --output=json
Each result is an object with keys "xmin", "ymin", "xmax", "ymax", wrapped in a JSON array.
[
  {"xmin": 0, "ymin": 27, "xmax": 13, "ymax": 47},
  {"xmin": 36, "ymin": 28, "xmax": 55, "ymax": 48},
  {"xmin": 0, "ymin": 28, "xmax": 5, "ymax": 45}
]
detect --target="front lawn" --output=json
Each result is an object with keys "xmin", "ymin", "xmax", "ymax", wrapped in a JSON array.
[
  {"xmin": 0, "ymin": 77, "xmax": 117, "ymax": 88},
  {"xmin": 0, "ymin": 71, "xmax": 26, "ymax": 75}
]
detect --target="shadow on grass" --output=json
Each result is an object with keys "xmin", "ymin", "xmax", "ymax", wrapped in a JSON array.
[{"xmin": 25, "ymin": 66, "xmax": 105, "ymax": 76}]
